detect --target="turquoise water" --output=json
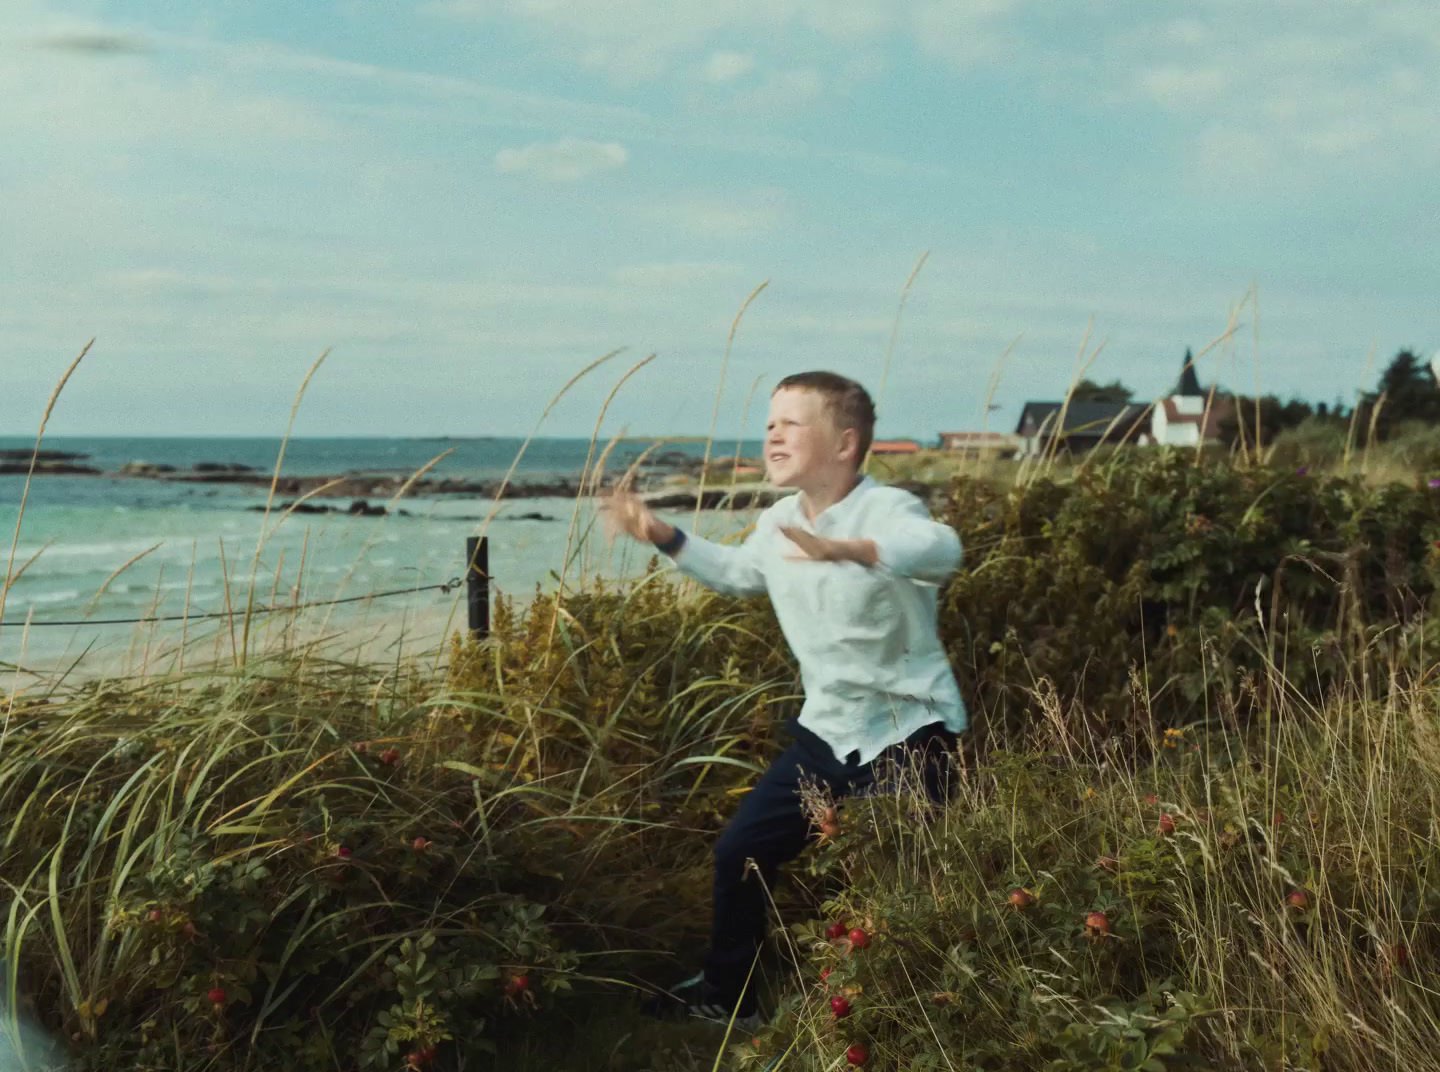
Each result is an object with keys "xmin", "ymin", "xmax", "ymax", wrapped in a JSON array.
[{"xmin": 0, "ymin": 436, "xmax": 763, "ymax": 668}]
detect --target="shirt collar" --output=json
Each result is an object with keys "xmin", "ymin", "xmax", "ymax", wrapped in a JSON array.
[{"xmin": 802, "ymin": 473, "xmax": 873, "ymax": 524}]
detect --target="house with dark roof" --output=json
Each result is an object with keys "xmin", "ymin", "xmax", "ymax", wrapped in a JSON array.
[
  {"xmin": 1014, "ymin": 400, "xmax": 1149, "ymax": 456},
  {"xmin": 1015, "ymin": 349, "xmax": 1233, "ymax": 455}
]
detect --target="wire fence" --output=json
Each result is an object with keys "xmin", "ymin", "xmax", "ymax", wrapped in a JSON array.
[
  {"xmin": 0, "ymin": 579, "xmax": 464, "ymax": 628},
  {"xmin": 1, "ymin": 539, "xmax": 491, "ymax": 636}
]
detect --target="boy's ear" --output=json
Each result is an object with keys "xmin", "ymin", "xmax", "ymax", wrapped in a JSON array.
[{"xmin": 836, "ymin": 425, "xmax": 860, "ymax": 464}]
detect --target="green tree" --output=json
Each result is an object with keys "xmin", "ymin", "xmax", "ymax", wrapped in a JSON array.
[
  {"xmin": 1359, "ymin": 349, "xmax": 1440, "ymax": 439},
  {"xmin": 1070, "ymin": 378, "xmax": 1134, "ymax": 403},
  {"xmin": 1216, "ymin": 394, "xmax": 1317, "ymax": 450}
]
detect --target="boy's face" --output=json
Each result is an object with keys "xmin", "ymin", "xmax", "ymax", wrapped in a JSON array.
[{"xmin": 765, "ymin": 388, "xmax": 857, "ymax": 488}]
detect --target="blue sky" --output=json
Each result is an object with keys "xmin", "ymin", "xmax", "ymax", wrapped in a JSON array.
[{"xmin": 3, "ymin": 0, "xmax": 1438, "ymax": 440}]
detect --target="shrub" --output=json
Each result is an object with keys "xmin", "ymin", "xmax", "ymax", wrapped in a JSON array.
[
  {"xmin": 747, "ymin": 675, "xmax": 1440, "ymax": 1070},
  {"xmin": 940, "ymin": 451, "xmax": 1440, "ymax": 749}
]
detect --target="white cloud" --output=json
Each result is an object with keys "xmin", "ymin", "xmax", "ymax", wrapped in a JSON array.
[
  {"xmin": 1136, "ymin": 65, "xmax": 1228, "ymax": 109},
  {"xmin": 432, "ymin": 0, "xmax": 909, "ymax": 81},
  {"xmin": 1106, "ymin": 6, "xmax": 1440, "ymax": 187},
  {"xmin": 734, "ymin": 67, "xmax": 823, "ymax": 109},
  {"xmin": 702, "ymin": 50, "xmax": 754, "ymax": 83},
  {"xmin": 493, "ymin": 137, "xmax": 629, "ymax": 181},
  {"xmin": 610, "ymin": 262, "xmax": 744, "ymax": 287},
  {"xmin": 908, "ymin": 0, "xmax": 1021, "ymax": 68},
  {"xmin": 642, "ymin": 189, "xmax": 786, "ymax": 238}
]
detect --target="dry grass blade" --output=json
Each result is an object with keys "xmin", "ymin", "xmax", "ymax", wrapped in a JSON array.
[
  {"xmin": 725, "ymin": 373, "xmax": 767, "ymax": 517},
  {"xmin": 554, "ymin": 352, "xmax": 657, "ymax": 618},
  {"xmin": 2, "ymin": 538, "xmax": 55, "ymax": 595},
  {"xmin": 1250, "ymin": 281, "xmax": 1261, "ymax": 465},
  {"xmin": 1194, "ymin": 292, "xmax": 1248, "ymax": 466},
  {"xmin": 1342, "ymin": 342, "xmax": 1377, "ymax": 475},
  {"xmin": 308, "ymin": 447, "xmax": 462, "ymax": 649},
  {"xmin": 241, "ymin": 349, "xmax": 330, "ymax": 663},
  {"xmin": 872, "ymin": 250, "xmax": 930, "ymax": 424},
  {"xmin": 261, "ymin": 477, "xmax": 349, "ymax": 542},
  {"xmin": 429, "ymin": 348, "xmax": 624, "ymax": 671},
  {"xmin": 1039, "ymin": 318, "xmax": 1101, "ymax": 475},
  {"xmin": 83, "ymin": 541, "xmax": 163, "ymax": 617},
  {"xmin": 694, "ymin": 281, "xmax": 768, "ymax": 532},
  {"xmin": 2, "ymin": 341, "xmax": 91, "ymax": 634}
]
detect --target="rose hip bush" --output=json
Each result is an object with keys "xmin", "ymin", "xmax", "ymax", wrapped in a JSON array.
[
  {"xmin": 941, "ymin": 453, "xmax": 1440, "ymax": 749},
  {"xmin": 739, "ymin": 697, "xmax": 1440, "ymax": 1071}
]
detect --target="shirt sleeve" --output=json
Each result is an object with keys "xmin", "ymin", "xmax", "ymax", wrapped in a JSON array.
[
  {"xmin": 667, "ymin": 511, "xmax": 774, "ymax": 596},
  {"xmin": 870, "ymin": 489, "xmax": 963, "ymax": 585}
]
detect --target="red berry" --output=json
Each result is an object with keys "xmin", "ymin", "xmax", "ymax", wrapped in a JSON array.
[
  {"xmin": 825, "ymin": 920, "xmax": 848, "ymax": 940},
  {"xmin": 1157, "ymin": 813, "xmax": 1176, "ymax": 835},
  {"xmin": 412, "ymin": 836, "xmax": 430, "ymax": 851},
  {"xmin": 336, "ymin": 846, "xmax": 351, "ymax": 858},
  {"xmin": 381, "ymin": 747, "xmax": 401, "ymax": 765},
  {"xmin": 182, "ymin": 922, "xmax": 197, "ymax": 938},
  {"xmin": 406, "ymin": 1052, "xmax": 425, "ymax": 1068},
  {"xmin": 1144, "ymin": 794, "xmax": 1158, "ymax": 807},
  {"xmin": 149, "ymin": 909, "xmax": 163, "ymax": 922},
  {"xmin": 1084, "ymin": 910, "xmax": 1111, "ymax": 936},
  {"xmin": 1272, "ymin": 810, "xmax": 1286, "ymax": 826},
  {"xmin": 207, "ymin": 987, "xmax": 226, "ymax": 1005},
  {"xmin": 847, "ymin": 1042, "xmax": 869, "ymax": 1065},
  {"xmin": 1286, "ymin": 889, "xmax": 1309, "ymax": 910},
  {"xmin": 503, "ymin": 974, "xmax": 530, "ymax": 997},
  {"xmin": 820, "ymin": 967, "xmax": 833, "ymax": 984},
  {"xmin": 847, "ymin": 927, "xmax": 870, "ymax": 949},
  {"xmin": 830, "ymin": 995, "xmax": 852, "ymax": 1019},
  {"xmin": 1007, "ymin": 888, "xmax": 1034, "ymax": 908},
  {"xmin": 1096, "ymin": 855, "xmax": 1119, "ymax": 873}
]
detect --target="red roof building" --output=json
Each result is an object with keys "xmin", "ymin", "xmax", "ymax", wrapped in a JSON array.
[
  {"xmin": 870, "ymin": 439, "xmax": 922, "ymax": 455},
  {"xmin": 938, "ymin": 431, "xmax": 1021, "ymax": 456}
]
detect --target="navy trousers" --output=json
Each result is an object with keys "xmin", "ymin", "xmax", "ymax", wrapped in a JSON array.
[{"xmin": 703, "ymin": 718, "xmax": 956, "ymax": 999}]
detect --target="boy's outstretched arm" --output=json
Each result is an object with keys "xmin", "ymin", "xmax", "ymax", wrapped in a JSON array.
[
  {"xmin": 601, "ymin": 485, "xmax": 768, "ymax": 595},
  {"xmin": 782, "ymin": 491, "xmax": 960, "ymax": 585},
  {"xmin": 869, "ymin": 492, "xmax": 962, "ymax": 584}
]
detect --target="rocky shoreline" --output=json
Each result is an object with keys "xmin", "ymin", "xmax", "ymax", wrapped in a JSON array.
[{"xmin": 0, "ymin": 448, "xmax": 783, "ymax": 509}]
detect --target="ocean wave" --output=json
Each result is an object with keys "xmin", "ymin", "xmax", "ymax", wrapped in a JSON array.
[
  {"xmin": 8, "ymin": 588, "xmax": 82, "ymax": 607},
  {"xmin": 11, "ymin": 539, "xmax": 171, "ymax": 560}
]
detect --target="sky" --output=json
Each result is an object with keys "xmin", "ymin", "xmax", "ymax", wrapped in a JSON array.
[{"xmin": 3, "ymin": 0, "xmax": 1438, "ymax": 440}]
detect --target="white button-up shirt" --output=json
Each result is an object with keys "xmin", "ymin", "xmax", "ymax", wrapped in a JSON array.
[{"xmin": 669, "ymin": 476, "xmax": 966, "ymax": 764}]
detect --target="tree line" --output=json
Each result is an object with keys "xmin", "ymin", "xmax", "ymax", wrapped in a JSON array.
[{"xmin": 1067, "ymin": 348, "xmax": 1439, "ymax": 447}]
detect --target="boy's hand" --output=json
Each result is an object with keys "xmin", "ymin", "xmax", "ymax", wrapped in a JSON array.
[
  {"xmin": 602, "ymin": 483, "xmax": 676, "ymax": 546},
  {"xmin": 780, "ymin": 526, "xmax": 878, "ymax": 567}
]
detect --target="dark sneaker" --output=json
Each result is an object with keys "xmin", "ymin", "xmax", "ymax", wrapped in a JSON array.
[{"xmin": 641, "ymin": 971, "xmax": 761, "ymax": 1030}]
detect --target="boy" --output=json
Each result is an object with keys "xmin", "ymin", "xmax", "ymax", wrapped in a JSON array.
[{"xmin": 604, "ymin": 371, "xmax": 966, "ymax": 1025}]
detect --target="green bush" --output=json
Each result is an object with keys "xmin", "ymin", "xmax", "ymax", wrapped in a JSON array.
[
  {"xmin": 746, "ymin": 679, "xmax": 1440, "ymax": 1070},
  {"xmin": 1266, "ymin": 417, "xmax": 1348, "ymax": 469},
  {"xmin": 9, "ymin": 453, "xmax": 1440, "ymax": 1070},
  {"xmin": 940, "ymin": 451, "xmax": 1440, "ymax": 748}
]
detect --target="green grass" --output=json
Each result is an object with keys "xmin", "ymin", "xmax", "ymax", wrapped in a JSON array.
[{"xmin": 5, "ymin": 410, "xmax": 1440, "ymax": 1069}]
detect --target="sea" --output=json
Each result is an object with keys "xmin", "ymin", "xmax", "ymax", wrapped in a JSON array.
[{"xmin": 0, "ymin": 436, "xmax": 766, "ymax": 672}]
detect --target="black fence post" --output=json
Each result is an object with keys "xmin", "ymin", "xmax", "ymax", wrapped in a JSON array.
[{"xmin": 466, "ymin": 536, "xmax": 490, "ymax": 640}]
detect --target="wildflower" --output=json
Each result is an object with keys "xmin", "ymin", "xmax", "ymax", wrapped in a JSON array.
[
  {"xmin": 1429, "ymin": 478, "xmax": 1440, "ymax": 489},
  {"xmin": 1163, "ymin": 727, "xmax": 1184, "ymax": 748},
  {"xmin": 1296, "ymin": 466, "xmax": 1308, "ymax": 475}
]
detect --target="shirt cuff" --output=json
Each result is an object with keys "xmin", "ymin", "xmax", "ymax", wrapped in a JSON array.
[{"xmin": 653, "ymin": 527, "xmax": 687, "ymax": 557}]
